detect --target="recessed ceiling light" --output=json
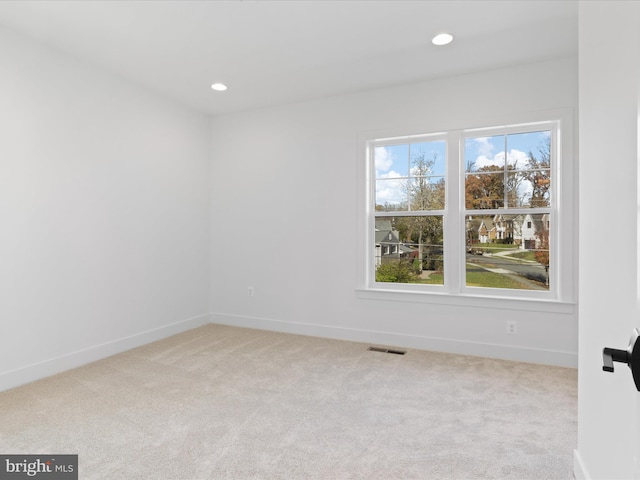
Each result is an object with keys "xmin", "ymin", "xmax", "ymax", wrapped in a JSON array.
[
  {"xmin": 211, "ymin": 83, "xmax": 228, "ymax": 91},
  {"xmin": 432, "ymin": 33, "xmax": 454, "ymax": 46}
]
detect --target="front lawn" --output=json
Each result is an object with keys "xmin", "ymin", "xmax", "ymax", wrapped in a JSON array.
[
  {"xmin": 502, "ymin": 250, "xmax": 537, "ymax": 262},
  {"xmin": 465, "ymin": 263, "xmax": 532, "ymax": 289},
  {"xmin": 407, "ymin": 266, "xmax": 533, "ymax": 289}
]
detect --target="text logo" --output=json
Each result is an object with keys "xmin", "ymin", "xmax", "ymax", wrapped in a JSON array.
[{"xmin": 0, "ymin": 455, "xmax": 77, "ymax": 480}]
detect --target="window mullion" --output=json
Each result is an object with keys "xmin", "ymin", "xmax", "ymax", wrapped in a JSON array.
[
  {"xmin": 503, "ymin": 134, "xmax": 509, "ymax": 208},
  {"xmin": 446, "ymin": 131, "xmax": 461, "ymax": 294}
]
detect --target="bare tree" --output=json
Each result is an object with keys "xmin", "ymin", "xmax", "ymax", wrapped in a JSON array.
[
  {"xmin": 523, "ymin": 136, "xmax": 551, "ymax": 207},
  {"xmin": 395, "ymin": 152, "xmax": 445, "ymax": 271}
]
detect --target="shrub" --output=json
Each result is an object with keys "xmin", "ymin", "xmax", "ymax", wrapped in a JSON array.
[
  {"xmin": 375, "ymin": 260, "xmax": 417, "ymax": 283},
  {"xmin": 412, "ymin": 258, "xmax": 422, "ymax": 274}
]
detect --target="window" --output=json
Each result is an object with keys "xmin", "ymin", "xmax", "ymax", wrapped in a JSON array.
[
  {"xmin": 464, "ymin": 129, "xmax": 552, "ymax": 291},
  {"xmin": 373, "ymin": 138, "xmax": 446, "ymax": 285},
  {"xmin": 362, "ymin": 117, "xmax": 571, "ymax": 302}
]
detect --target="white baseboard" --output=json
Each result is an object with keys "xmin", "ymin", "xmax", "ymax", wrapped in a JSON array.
[
  {"xmin": 209, "ymin": 312, "xmax": 578, "ymax": 368},
  {"xmin": 0, "ymin": 313, "xmax": 211, "ymax": 393},
  {"xmin": 573, "ymin": 449, "xmax": 590, "ymax": 480}
]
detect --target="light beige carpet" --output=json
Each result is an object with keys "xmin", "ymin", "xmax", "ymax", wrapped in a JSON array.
[{"xmin": 0, "ymin": 324, "xmax": 577, "ymax": 479}]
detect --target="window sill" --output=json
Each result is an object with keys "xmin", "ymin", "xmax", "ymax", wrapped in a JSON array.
[{"xmin": 355, "ymin": 287, "xmax": 575, "ymax": 314}]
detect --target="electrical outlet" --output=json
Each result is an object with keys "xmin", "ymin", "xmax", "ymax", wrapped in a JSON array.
[
  {"xmin": 247, "ymin": 286, "xmax": 254, "ymax": 297},
  {"xmin": 506, "ymin": 320, "xmax": 517, "ymax": 335}
]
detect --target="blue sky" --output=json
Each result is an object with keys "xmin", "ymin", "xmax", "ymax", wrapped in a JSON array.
[
  {"xmin": 375, "ymin": 141, "xmax": 446, "ymax": 177},
  {"xmin": 464, "ymin": 130, "xmax": 550, "ymax": 171}
]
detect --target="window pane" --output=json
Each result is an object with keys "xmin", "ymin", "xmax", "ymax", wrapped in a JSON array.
[
  {"xmin": 465, "ymin": 172, "xmax": 504, "ymax": 209},
  {"xmin": 375, "ymin": 178, "xmax": 408, "ymax": 210},
  {"xmin": 409, "ymin": 176, "xmax": 445, "ymax": 210},
  {"xmin": 464, "ymin": 135, "xmax": 504, "ymax": 172},
  {"xmin": 375, "ymin": 144, "xmax": 409, "ymax": 210},
  {"xmin": 507, "ymin": 131, "xmax": 551, "ymax": 170},
  {"xmin": 375, "ymin": 144, "xmax": 409, "ymax": 178},
  {"xmin": 374, "ymin": 216, "xmax": 444, "ymax": 285},
  {"xmin": 410, "ymin": 141, "xmax": 446, "ymax": 177},
  {"xmin": 506, "ymin": 170, "xmax": 551, "ymax": 208},
  {"xmin": 465, "ymin": 214, "xmax": 550, "ymax": 290}
]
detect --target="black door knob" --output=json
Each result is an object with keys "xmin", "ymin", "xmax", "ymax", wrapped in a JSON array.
[{"xmin": 602, "ymin": 328, "xmax": 640, "ymax": 392}]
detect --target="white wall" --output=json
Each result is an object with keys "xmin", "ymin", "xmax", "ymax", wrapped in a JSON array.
[
  {"xmin": 575, "ymin": 3, "xmax": 640, "ymax": 479},
  {"xmin": 0, "ymin": 26, "xmax": 212, "ymax": 391},
  {"xmin": 210, "ymin": 57, "xmax": 579, "ymax": 367}
]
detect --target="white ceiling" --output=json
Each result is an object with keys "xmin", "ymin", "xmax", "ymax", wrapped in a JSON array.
[{"xmin": 0, "ymin": 0, "xmax": 578, "ymax": 117}]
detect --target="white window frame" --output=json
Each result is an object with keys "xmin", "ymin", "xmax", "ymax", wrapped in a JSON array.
[{"xmin": 356, "ymin": 109, "xmax": 576, "ymax": 313}]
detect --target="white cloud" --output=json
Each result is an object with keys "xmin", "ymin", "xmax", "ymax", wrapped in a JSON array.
[
  {"xmin": 506, "ymin": 149, "xmax": 529, "ymax": 169},
  {"xmin": 474, "ymin": 153, "xmax": 502, "ymax": 169},
  {"xmin": 378, "ymin": 170, "xmax": 402, "ymax": 180},
  {"xmin": 375, "ymin": 176, "xmax": 406, "ymax": 206},
  {"xmin": 474, "ymin": 149, "xmax": 530, "ymax": 170},
  {"xmin": 374, "ymin": 147, "xmax": 393, "ymax": 173},
  {"xmin": 473, "ymin": 137, "xmax": 495, "ymax": 157}
]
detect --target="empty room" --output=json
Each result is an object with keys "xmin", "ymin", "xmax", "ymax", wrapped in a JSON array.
[{"xmin": 0, "ymin": 1, "xmax": 638, "ymax": 479}]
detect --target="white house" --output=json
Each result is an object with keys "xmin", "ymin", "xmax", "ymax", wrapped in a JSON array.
[{"xmin": 520, "ymin": 213, "xmax": 550, "ymax": 250}]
